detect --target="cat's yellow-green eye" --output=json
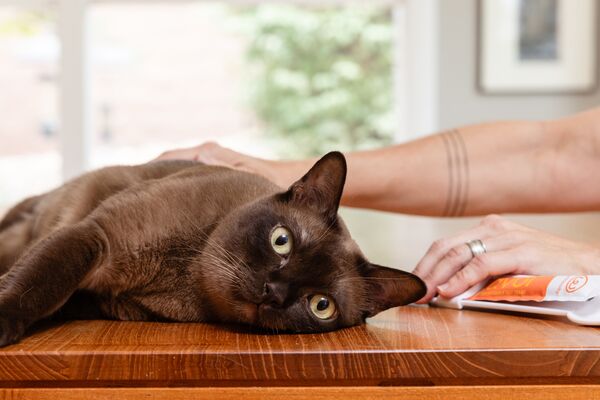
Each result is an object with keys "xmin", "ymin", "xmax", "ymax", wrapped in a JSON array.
[
  {"xmin": 270, "ymin": 226, "xmax": 293, "ymax": 255},
  {"xmin": 309, "ymin": 294, "xmax": 336, "ymax": 320}
]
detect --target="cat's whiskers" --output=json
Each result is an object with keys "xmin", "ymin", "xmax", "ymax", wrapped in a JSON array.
[
  {"xmin": 201, "ymin": 244, "xmax": 263, "ymax": 306},
  {"xmin": 203, "ymin": 252, "xmax": 251, "ymax": 293},
  {"xmin": 202, "ymin": 252, "xmax": 240, "ymax": 282},
  {"xmin": 164, "ymin": 248, "xmax": 239, "ymax": 283},
  {"xmin": 207, "ymin": 242, "xmax": 248, "ymax": 272},
  {"xmin": 207, "ymin": 239, "xmax": 252, "ymax": 273},
  {"xmin": 201, "ymin": 251, "xmax": 258, "ymax": 302},
  {"xmin": 177, "ymin": 214, "xmax": 253, "ymax": 273},
  {"xmin": 188, "ymin": 232, "xmax": 254, "ymax": 277},
  {"xmin": 165, "ymin": 225, "xmax": 252, "ymax": 288},
  {"xmin": 208, "ymin": 287, "xmax": 239, "ymax": 309}
]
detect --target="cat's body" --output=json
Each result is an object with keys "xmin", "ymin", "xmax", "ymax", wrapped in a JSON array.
[{"xmin": 0, "ymin": 153, "xmax": 425, "ymax": 346}]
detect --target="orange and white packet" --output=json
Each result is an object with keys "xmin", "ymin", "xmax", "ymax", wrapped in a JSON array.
[
  {"xmin": 430, "ymin": 275, "xmax": 600, "ymax": 326},
  {"xmin": 468, "ymin": 275, "xmax": 600, "ymax": 302}
]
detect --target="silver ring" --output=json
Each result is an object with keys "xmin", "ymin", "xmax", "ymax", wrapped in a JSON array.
[{"xmin": 466, "ymin": 239, "xmax": 487, "ymax": 258}]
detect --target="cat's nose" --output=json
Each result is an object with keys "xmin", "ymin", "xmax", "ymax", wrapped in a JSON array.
[{"xmin": 262, "ymin": 281, "xmax": 289, "ymax": 307}]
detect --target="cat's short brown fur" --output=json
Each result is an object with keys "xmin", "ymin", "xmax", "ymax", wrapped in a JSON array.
[{"xmin": 0, "ymin": 152, "xmax": 425, "ymax": 346}]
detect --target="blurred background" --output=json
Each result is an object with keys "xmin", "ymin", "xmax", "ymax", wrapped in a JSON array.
[{"xmin": 1, "ymin": 0, "xmax": 599, "ymax": 269}]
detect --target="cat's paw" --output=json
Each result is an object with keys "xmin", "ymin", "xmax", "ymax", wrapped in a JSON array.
[{"xmin": 0, "ymin": 317, "xmax": 26, "ymax": 347}]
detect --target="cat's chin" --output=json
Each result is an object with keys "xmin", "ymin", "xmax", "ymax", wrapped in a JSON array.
[
  {"xmin": 255, "ymin": 303, "xmax": 291, "ymax": 331},
  {"xmin": 235, "ymin": 302, "xmax": 288, "ymax": 331},
  {"xmin": 236, "ymin": 301, "xmax": 260, "ymax": 324}
]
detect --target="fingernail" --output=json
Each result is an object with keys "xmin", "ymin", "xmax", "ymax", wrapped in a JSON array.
[{"xmin": 437, "ymin": 283, "xmax": 449, "ymax": 293}]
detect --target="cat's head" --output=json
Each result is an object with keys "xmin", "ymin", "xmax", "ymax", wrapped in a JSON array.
[{"xmin": 200, "ymin": 152, "xmax": 426, "ymax": 332}]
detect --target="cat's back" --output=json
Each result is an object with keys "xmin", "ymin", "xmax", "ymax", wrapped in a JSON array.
[
  {"xmin": 91, "ymin": 161, "xmax": 281, "ymax": 233},
  {"xmin": 33, "ymin": 160, "xmax": 280, "ymax": 239},
  {"xmin": 31, "ymin": 160, "xmax": 199, "ymax": 237}
]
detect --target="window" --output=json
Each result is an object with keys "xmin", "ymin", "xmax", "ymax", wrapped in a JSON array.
[
  {"xmin": 89, "ymin": 2, "xmax": 262, "ymax": 168},
  {"xmin": 0, "ymin": 5, "xmax": 60, "ymax": 211},
  {"xmin": 87, "ymin": 2, "xmax": 394, "ymax": 167}
]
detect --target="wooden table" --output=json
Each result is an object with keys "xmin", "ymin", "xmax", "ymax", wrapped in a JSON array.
[{"xmin": 0, "ymin": 305, "xmax": 599, "ymax": 399}]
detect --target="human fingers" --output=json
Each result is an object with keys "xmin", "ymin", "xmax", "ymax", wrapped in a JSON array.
[
  {"xmin": 192, "ymin": 142, "xmax": 257, "ymax": 170},
  {"xmin": 417, "ymin": 233, "xmax": 523, "ymax": 303},
  {"xmin": 436, "ymin": 249, "xmax": 523, "ymax": 298},
  {"xmin": 157, "ymin": 142, "xmax": 239, "ymax": 167},
  {"xmin": 155, "ymin": 146, "xmax": 204, "ymax": 161},
  {"xmin": 155, "ymin": 142, "xmax": 263, "ymax": 172},
  {"xmin": 194, "ymin": 143, "xmax": 296, "ymax": 189},
  {"xmin": 412, "ymin": 225, "xmax": 493, "ymax": 302},
  {"xmin": 413, "ymin": 215, "xmax": 527, "ymax": 302}
]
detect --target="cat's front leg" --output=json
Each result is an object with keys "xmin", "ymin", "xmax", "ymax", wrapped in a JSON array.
[{"xmin": 0, "ymin": 220, "xmax": 108, "ymax": 346}]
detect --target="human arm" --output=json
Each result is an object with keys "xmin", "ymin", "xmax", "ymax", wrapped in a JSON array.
[{"xmin": 157, "ymin": 107, "xmax": 600, "ymax": 216}]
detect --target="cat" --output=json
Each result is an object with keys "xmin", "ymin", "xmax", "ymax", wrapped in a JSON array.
[{"xmin": 0, "ymin": 151, "xmax": 425, "ymax": 346}]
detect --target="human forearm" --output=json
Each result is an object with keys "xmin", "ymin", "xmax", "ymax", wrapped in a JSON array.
[
  {"xmin": 157, "ymin": 108, "xmax": 600, "ymax": 216},
  {"xmin": 337, "ymin": 110, "xmax": 600, "ymax": 215},
  {"xmin": 337, "ymin": 120, "xmax": 550, "ymax": 215},
  {"xmin": 235, "ymin": 121, "xmax": 547, "ymax": 215}
]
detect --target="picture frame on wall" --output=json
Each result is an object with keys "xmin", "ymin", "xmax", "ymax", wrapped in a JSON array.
[{"xmin": 478, "ymin": 0, "xmax": 598, "ymax": 94}]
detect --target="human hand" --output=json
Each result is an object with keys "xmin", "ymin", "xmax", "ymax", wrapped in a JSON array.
[
  {"xmin": 413, "ymin": 214, "xmax": 600, "ymax": 303},
  {"xmin": 156, "ymin": 142, "xmax": 260, "ymax": 170},
  {"xmin": 155, "ymin": 142, "xmax": 293, "ymax": 188}
]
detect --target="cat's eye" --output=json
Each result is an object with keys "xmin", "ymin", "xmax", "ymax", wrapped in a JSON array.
[
  {"xmin": 309, "ymin": 294, "xmax": 337, "ymax": 320},
  {"xmin": 270, "ymin": 226, "xmax": 293, "ymax": 255}
]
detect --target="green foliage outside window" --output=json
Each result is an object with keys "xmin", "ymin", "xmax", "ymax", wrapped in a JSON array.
[
  {"xmin": 0, "ymin": 11, "xmax": 50, "ymax": 37},
  {"xmin": 236, "ymin": 5, "xmax": 394, "ymax": 158}
]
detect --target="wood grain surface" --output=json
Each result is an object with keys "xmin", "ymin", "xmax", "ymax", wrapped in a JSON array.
[
  {"xmin": 0, "ymin": 305, "xmax": 599, "ymax": 387},
  {"xmin": 1, "ymin": 385, "xmax": 600, "ymax": 400}
]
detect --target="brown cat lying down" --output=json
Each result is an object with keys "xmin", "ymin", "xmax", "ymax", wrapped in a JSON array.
[{"xmin": 0, "ymin": 152, "xmax": 425, "ymax": 346}]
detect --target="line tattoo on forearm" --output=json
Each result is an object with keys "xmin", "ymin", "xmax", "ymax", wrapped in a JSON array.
[{"xmin": 442, "ymin": 129, "xmax": 469, "ymax": 217}]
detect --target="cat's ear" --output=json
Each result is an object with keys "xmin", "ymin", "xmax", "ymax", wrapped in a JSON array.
[
  {"xmin": 281, "ymin": 151, "xmax": 346, "ymax": 222},
  {"xmin": 362, "ymin": 264, "xmax": 426, "ymax": 318}
]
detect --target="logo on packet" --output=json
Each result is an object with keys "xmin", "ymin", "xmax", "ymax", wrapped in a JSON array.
[{"xmin": 565, "ymin": 276, "xmax": 588, "ymax": 293}]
